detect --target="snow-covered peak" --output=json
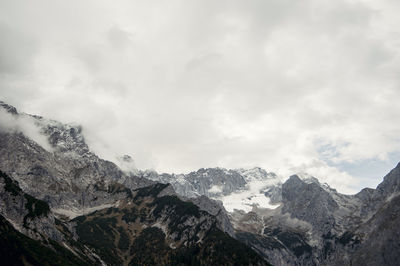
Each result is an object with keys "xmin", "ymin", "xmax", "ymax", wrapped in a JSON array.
[
  {"xmin": 235, "ymin": 168, "xmax": 283, "ymax": 187},
  {"xmin": 295, "ymin": 173, "xmax": 319, "ymax": 184},
  {"xmin": 149, "ymin": 166, "xmax": 283, "ymax": 213},
  {"xmin": 295, "ymin": 173, "xmax": 337, "ymax": 193},
  {"xmin": 236, "ymin": 167, "xmax": 275, "ymax": 181}
]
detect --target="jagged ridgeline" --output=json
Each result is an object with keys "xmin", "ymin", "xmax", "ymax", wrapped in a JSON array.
[
  {"xmin": 0, "ymin": 170, "xmax": 269, "ymax": 265},
  {"xmin": 0, "ymin": 101, "xmax": 269, "ymax": 265},
  {"xmin": 1, "ymin": 101, "xmax": 400, "ymax": 266},
  {"xmin": 72, "ymin": 183, "xmax": 268, "ymax": 265}
]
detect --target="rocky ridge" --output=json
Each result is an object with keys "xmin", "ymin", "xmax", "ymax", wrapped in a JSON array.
[
  {"xmin": 144, "ymin": 142, "xmax": 400, "ymax": 265},
  {"xmin": 0, "ymin": 101, "xmax": 269, "ymax": 265},
  {"xmin": 1, "ymin": 101, "xmax": 399, "ymax": 265}
]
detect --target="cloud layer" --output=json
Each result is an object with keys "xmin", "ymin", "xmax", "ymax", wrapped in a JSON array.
[{"xmin": 1, "ymin": 0, "xmax": 400, "ymax": 193}]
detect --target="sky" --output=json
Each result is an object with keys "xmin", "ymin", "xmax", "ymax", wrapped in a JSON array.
[{"xmin": 1, "ymin": 0, "xmax": 400, "ymax": 194}]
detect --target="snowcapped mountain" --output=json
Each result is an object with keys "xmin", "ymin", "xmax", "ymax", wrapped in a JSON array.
[
  {"xmin": 143, "ymin": 153, "xmax": 400, "ymax": 265},
  {"xmin": 145, "ymin": 167, "xmax": 283, "ymax": 212},
  {"xmin": 0, "ymin": 101, "xmax": 399, "ymax": 266}
]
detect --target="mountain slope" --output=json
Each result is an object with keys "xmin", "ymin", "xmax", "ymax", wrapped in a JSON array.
[
  {"xmin": 0, "ymin": 169, "xmax": 269, "ymax": 265},
  {"xmin": 0, "ymin": 101, "xmax": 270, "ymax": 265},
  {"xmin": 147, "ymin": 158, "xmax": 400, "ymax": 265},
  {"xmin": 72, "ymin": 183, "xmax": 269, "ymax": 265},
  {"xmin": 1, "ymin": 101, "xmax": 399, "ymax": 265},
  {"xmin": 0, "ymin": 214, "xmax": 93, "ymax": 266},
  {"xmin": 0, "ymin": 170, "xmax": 102, "ymax": 265}
]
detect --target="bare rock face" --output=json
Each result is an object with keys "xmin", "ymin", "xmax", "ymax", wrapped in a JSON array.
[
  {"xmin": 346, "ymin": 164, "xmax": 400, "ymax": 266},
  {"xmin": 0, "ymin": 100, "xmax": 18, "ymax": 115},
  {"xmin": 264, "ymin": 185, "xmax": 282, "ymax": 204},
  {"xmin": 375, "ymin": 162, "xmax": 400, "ymax": 197},
  {"xmin": 282, "ymin": 175, "xmax": 339, "ymax": 236},
  {"xmin": 0, "ymin": 131, "xmax": 135, "ymax": 212},
  {"xmin": 189, "ymin": 195, "xmax": 235, "ymax": 237},
  {"xmin": 146, "ymin": 167, "xmax": 249, "ymax": 198},
  {"xmin": 352, "ymin": 194, "xmax": 400, "ymax": 266},
  {"xmin": 0, "ymin": 171, "xmax": 63, "ymax": 242},
  {"xmin": 186, "ymin": 168, "xmax": 248, "ymax": 196}
]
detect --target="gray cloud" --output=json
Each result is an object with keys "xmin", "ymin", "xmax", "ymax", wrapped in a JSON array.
[{"xmin": 1, "ymin": 0, "xmax": 400, "ymax": 193}]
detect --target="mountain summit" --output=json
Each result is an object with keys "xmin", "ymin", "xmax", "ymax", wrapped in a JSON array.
[{"xmin": 0, "ymin": 101, "xmax": 399, "ymax": 265}]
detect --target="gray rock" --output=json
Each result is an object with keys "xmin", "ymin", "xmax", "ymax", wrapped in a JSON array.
[
  {"xmin": 189, "ymin": 195, "xmax": 235, "ymax": 237},
  {"xmin": 0, "ymin": 100, "xmax": 18, "ymax": 115},
  {"xmin": 1, "ymin": 101, "xmax": 400, "ymax": 266},
  {"xmin": 282, "ymin": 175, "xmax": 339, "ymax": 236}
]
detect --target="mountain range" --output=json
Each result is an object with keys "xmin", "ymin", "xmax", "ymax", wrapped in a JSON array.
[{"xmin": 0, "ymin": 101, "xmax": 399, "ymax": 265}]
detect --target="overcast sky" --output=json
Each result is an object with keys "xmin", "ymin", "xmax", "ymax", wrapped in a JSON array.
[{"xmin": 1, "ymin": 0, "xmax": 400, "ymax": 193}]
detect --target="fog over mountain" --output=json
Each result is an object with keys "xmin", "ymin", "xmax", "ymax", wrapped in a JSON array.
[
  {"xmin": 2, "ymin": 0, "xmax": 400, "ymax": 193},
  {"xmin": 0, "ymin": 101, "xmax": 399, "ymax": 265}
]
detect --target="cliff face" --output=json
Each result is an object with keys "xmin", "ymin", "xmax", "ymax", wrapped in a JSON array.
[{"xmin": 0, "ymin": 170, "xmax": 62, "ymax": 242}]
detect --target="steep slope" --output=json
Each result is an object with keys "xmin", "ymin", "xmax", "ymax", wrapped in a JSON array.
[
  {"xmin": 351, "ymin": 194, "xmax": 400, "ymax": 266},
  {"xmin": 281, "ymin": 175, "xmax": 339, "ymax": 236},
  {"xmin": 349, "ymin": 164, "xmax": 400, "ymax": 266},
  {"xmin": 0, "ymin": 214, "xmax": 93, "ymax": 266},
  {"xmin": 232, "ymin": 164, "xmax": 400, "ymax": 265},
  {"xmin": 0, "ymin": 170, "xmax": 102, "ymax": 265},
  {"xmin": 72, "ymin": 183, "xmax": 269, "ymax": 265},
  {"xmin": 0, "ymin": 169, "xmax": 269, "ymax": 265},
  {"xmin": 0, "ymin": 102, "xmax": 151, "ymax": 217},
  {"xmin": 0, "ymin": 170, "xmax": 63, "ymax": 242}
]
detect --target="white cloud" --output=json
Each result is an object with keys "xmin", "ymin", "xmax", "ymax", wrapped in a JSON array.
[
  {"xmin": 0, "ymin": 109, "xmax": 53, "ymax": 152},
  {"xmin": 1, "ymin": 0, "xmax": 400, "ymax": 193}
]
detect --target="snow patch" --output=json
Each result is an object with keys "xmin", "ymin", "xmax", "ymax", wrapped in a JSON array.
[
  {"xmin": 152, "ymin": 222, "xmax": 169, "ymax": 236},
  {"xmin": 208, "ymin": 185, "xmax": 223, "ymax": 193},
  {"xmin": 62, "ymin": 242, "xmax": 80, "ymax": 257},
  {"xmin": 175, "ymin": 174, "xmax": 187, "ymax": 185},
  {"xmin": 52, "ymin": 203, "xmax": 115, "ymax": 219},
  {"xmin": 217, "ymin": 179, "xmax": 280, "ymax": 212}
]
